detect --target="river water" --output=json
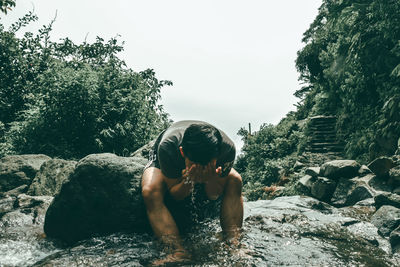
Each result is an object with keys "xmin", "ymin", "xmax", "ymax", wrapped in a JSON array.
[{"xmin": 1, "ymin": 196, "xmax": 400, "ymax": 266}]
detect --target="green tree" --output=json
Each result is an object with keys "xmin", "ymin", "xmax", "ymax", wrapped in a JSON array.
[
  {"xmin": 295, "ymin": 0, "xmax": 400, "ymax": 161},
  {"xmin": 0, "ymin": 13, "xmax": 171, "ymax": 158}
]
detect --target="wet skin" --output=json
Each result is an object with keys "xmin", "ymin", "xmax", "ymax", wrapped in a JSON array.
[{"xmin": 141, "ymin": 146, "xmax": 243, "ymax": 265}]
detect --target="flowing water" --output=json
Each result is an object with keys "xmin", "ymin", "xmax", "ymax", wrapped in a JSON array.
[{"xmin": 2, "ymin": 196, "xmax": 400, "ymax": 266}]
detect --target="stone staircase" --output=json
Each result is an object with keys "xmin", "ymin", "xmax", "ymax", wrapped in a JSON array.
[{"xmin": 306, "ymin": 116, "xmax": 344, "ymax": 154}]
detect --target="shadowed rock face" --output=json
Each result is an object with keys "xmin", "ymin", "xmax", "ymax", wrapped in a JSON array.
[
  {"xmin": 44, "ymin": 153, "xmax": 150, "ymax": 244},
  {"xmin": 43, "ymin": 153, "xmax": 221, "ymax": 245}
]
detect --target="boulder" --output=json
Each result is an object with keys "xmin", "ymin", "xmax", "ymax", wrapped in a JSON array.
[
  {"xmin": 295, "ymin": 175, "xmax": 315, "ymax": 195},
  {"xmin": 27, "ymin": 159, "xmax": 77, "ymax": 196},
  {"xmin": 5, "ymin": 184, "xmax": 28, "ymax": 196},
  {"xmin": 345, "ymin": 185, "xmax": 374, "ymax": 206},
  {"xmin": 305, "ymin": 167, "xmax": 320, "ymax": 177},
  {"xmin": 44, "ymin": 153, "xmax": 221, "ymax": 245},
  {"xmin": 369, "ymin": 175, "xmax": 392, "ymax": 192},
  {"xmin": 394, "ymin": 187, "xmax": 400, "ymax": 195},
  {"xmin": 368, "ymin": 157, "xmax": 395, "ymax": 177},
  {"xmin": 310, "ymin": 177, "xmax": 336, "ymax": 202},
  {"xmin": 293, "ymin": 161, "xmax": 305, "ymax": 171},
  {"xmin": 0, "ymin": 154, "xmax": 51, "ymax": 192},
  {"xmin": 44, "ymin": 153, "xmax": 149, "ymax": 245},
  {"xmin": 331, "ymin": 175, "xmax": 374, "ymax": 207},
  {"xmin": 375, "ymin": 192, "xmax": 400, "ymax": 210},
  {"xmin": 390, "ymin": 166, "xmax": 400, "ymax": 184},
  {"xmin": 358, "ymin": 165, "xmax": 372, "ymax": 176},
  {"xmin": 331, "ymin": 178, "xmax": 355, "ymax": 207},
  {"xmin": 320, "ymin": 160, "xmax": 361, "ymax": 179},
  {"xmin": 0, "ymin": 196, "xmax": 15, "ymax": 214},
  {"xmin": 390, "ymin": 226, "xmax": 400, "ymax": 253},
  {"xmin": 371, "ymin": 205, "xmax": 400, "ymax": 237}
]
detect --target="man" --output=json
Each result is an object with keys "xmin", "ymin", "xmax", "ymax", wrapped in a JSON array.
[{"xmin": 141, "ymin": 120, "xmax": 243, "ymax": 264}]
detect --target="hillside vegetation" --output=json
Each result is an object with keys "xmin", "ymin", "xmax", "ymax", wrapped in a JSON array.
[{"xmin": 236, "ymin": 0, "xmax": 400, "ymax": 199}]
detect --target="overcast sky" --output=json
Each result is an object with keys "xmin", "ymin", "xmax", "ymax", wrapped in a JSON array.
[{"xmin": 2, "ymin": 0, "xmax": 322, "ymax": 152}]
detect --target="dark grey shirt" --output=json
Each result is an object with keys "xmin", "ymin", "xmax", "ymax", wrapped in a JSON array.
[{"xmin": 157, "ymin": 120, "xmax": 236, "ymax": 179}]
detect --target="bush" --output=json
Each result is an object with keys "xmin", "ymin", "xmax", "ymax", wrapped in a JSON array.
[
  {"xmin": 0, "ymin": 13, "xmax": 171, "ymax": 159},
  {"xmin": 236, "ymin": 113, "xmax": 304, "ymax": 199}
]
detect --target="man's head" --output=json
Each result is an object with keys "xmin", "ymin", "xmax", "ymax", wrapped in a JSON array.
[{"xmin": 180, "ymin": 123, "xmax": 222, "ymax": 166}]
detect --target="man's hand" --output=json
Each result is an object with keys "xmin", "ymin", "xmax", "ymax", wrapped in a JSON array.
[{"xmin": 183, "ymin": 160, "xmax": 222, "ymax": 184}]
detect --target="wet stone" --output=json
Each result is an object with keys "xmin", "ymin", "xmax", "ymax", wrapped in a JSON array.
[
  {"xmin": 305, "ymin": 167, "xmax": 320, "ymax": 177},
  {"xmin": 0, "ymin": 196, "xmax": 16, "ymax": 214},
  {"xmin": 310, "ymin": 177, "xmax": 336, "ymax": 202},
  {"xmin": 368, "ymin": 157, "xmax": 395, "ymax": 177},
  {"xmin": 345, "ymin": 185, "xmax": 374, "ymax": 206},
  {"xmin": 320, "ymin": 160, "xmax": 361, "ymax": 179},
  {"xmin": 371, "ymin": 205, "xmax": 400, "ymax": 237},
  {"xmin": 358, "ymin": 165, "xmax": 372, "ymax": 176},
  {"xmin": 390, "ymin": 226, "xmax": 400, "ymax": 253},
  {"xmin": 5, "ymin": 184, "xmax": 28, "ymax": 197},
  {"xmin": 0, "ymin": 154, "xmax": 51, "ymax": 192},
  {"xmin": 375, "ymin": 193, "xmax": 400, "ymax": 210}
]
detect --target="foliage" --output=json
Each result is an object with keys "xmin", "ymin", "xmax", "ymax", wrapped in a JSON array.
[
  {"xmin": 0, "ymin": 13, "xmax": 171, "ymax": 159},
  {"xmin": 295, "ymin": 0, "xmax": 400, "ymax": 161},
  {"xmin": 0, "ymin": 0, "xmax": 15, "ymax": 14},
  {"xmin": 237, "ymin": 0, "xmax": 400, "ymax": 200},
  {"xmin": 236, "ymin": 113, "xmax": 303, "ymax": 200}
]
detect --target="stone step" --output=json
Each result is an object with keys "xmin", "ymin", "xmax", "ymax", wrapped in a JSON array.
[
  {"xmin": 309, "ymin": 120, "xmax": 336, "ymax": 125},
  {"xmin": 308, "ymin": 125, "xmax": 335, "ymax": 130},
  {"xmin": 309, "ymin": 115, "xmax": 337, "ymax": 121},
  {"xmin": 307, "ymin": 146, "xmax": 344, "ymax": 153},
  {"xmin": 310, "ymin": 142, "xmax": 344, "ymax": 148},
  {"xmin": 308, "ymin": 138, "xmax": 337, "ymax": 144},
  {"xmin": 310, "ymin": 131, "xmax": 337, "ymax": 136},
  {"xmin": 310, "ymin": 132, "xmax": 336, "ymax": 136}
]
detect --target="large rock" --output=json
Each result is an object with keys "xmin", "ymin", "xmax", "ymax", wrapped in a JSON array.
[
  {"xmin": 371, "ymin": 205, "xmax": 400, "ymax": 237},
  {"xmin": 331, "ymin": 178, "xmax": 355, "ymax": 207},
  {"xmin": 331, "ymin": 175, "xmax": 375, "ymax": 207},
  {"xmin": 310, "ymin": 177, "xmax": 336, "ymax": 202},
  {"xmin": 44, "ymin": 153, "xmax": 149, "ymax": 244},
  {"xmin": 305, "ymin": 167, "xmax": 320, "ymax": 177},
  {"xmin": 368, "ymin": 157, "xmax": 395, "ymax": 177},
  {"xmin": 0, "ymin": 154, "xmax": 51, "ymax": 192},
  {"xmin": 44, "ymin": 153, "xmax": 220, "ymax": 245},
  {"xmin": 320, "ymin": 160, "xmax": 361, "ymax": 179},
  {"xmin": 390, "ymin": 166, "xmax": 400, "ymax": 184},
  {"xmin": 346, "ymin": 185, "xmax": 374, "ymax": 207},
  {"xmin": 27, "ymin": 159, "xmax": 77, "ymax": 196},
  {"xmin": 375, "ymin": 192, "xmax": 400, "ymax": 210},
  {"xmin": 358, "ymin": 165, "xmax": 372, "ymax": 176},
  {"xmin": 295, "ymin": 174, "xmax": 315, "ymax": 195},
  {"xmin": 390, "ymin": 226, "xmax": 400, "ymax": 253}
]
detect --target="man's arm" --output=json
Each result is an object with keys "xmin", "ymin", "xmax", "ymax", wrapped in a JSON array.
[
  {"xmin": 220, "ymin": 168, "xmax": 243, "ymax": 243},
  {"xmin": 165, "ymin": 176, "xmax": 192, "ymax": 201},
  {"xmin": 163, "ymin": 165, "xmax": 199, "ymax": 201}
]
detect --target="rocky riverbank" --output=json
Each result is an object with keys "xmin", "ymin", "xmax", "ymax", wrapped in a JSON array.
[{"xmin": 1, "ymin": 144, "xmax": 400, "ymax": 266}]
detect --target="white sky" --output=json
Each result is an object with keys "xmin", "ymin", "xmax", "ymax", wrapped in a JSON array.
[{"xmin": 2, "ymin": 0, "xmax": 322, "ymax": 152}]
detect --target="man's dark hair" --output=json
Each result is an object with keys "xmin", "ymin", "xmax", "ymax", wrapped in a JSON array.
[{"xmin": 181, "ymin": 123, "xmax": 222, "ymax": 165}]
